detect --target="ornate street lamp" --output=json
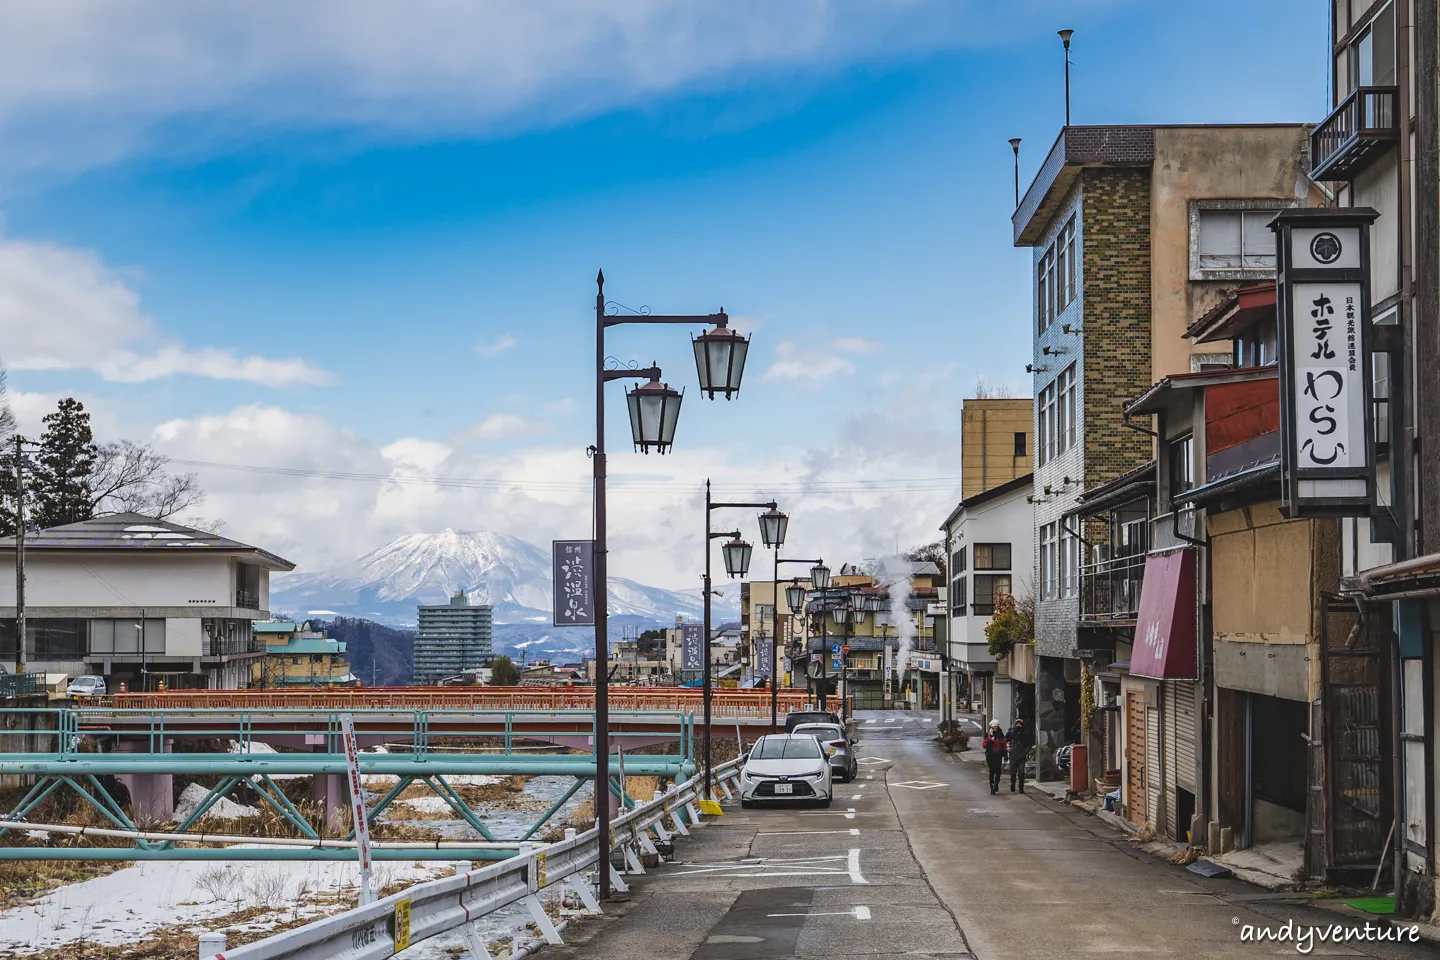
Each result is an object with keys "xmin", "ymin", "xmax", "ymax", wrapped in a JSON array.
[
  {"xmin": 758, "ymin": 507, "xmax": 788, "ymax": 549},
  {"xmin": 722, "ymin": 536, "xmax": 753, "ymax": 579},
  {"xmin": 625, "ymin": 373, "xmax": 683, "ymax": 454},
  {"xmin": 810, "ymin": 563, "xmax": 831, "ymax": 590},
  {"xmin": 692, "ymin": 318, "xmax": 750, "ymax": 399},
  {"xmin": 866, "ymin": 593, "xmax": 886, "ymax": 613},
  {"xmin": 785, "ymin": 583, "xmax": 808, "ymax": 615},
  {"xmin": 832, "ymin": 603, "xmax": 850, "ymax": 625}
]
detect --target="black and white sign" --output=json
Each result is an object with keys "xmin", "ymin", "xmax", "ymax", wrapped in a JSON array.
[
  {"xmin": 681, "ymin": 624, "xmax": 704, "ymax": 671},
  {"xmin": 755, "ymin": 639, "xmax": 774, "ymax": 679},
  {"xmin": 1273, "ymin": 209, "xmax": 1379, "ymax": 518},
  {"xmin": 552, "ymin": 540, "xmax": 595, "ymax": 626}
]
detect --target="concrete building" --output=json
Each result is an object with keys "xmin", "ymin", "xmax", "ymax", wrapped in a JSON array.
[
  {"xmin": 940, "ymin": 473, "xmax": 1034, "ymax": 730},
  {"xmin": 252, "ymin": 620, "xmax": 355, "ymax": 688},
  {"xmin": 1013, "ymin": 123, "xmax": 1316, "ymax": 779},
  {"xmin": 412, "ymin": 589, "xmax": 494, "ymax": 685},
  {"xmin": 961, "ymin": 398, "xmax": 1033, "ymax": 500},
  {"xmin": 0, "ymin": 512, "xmax": 293, "ymax": 689}
]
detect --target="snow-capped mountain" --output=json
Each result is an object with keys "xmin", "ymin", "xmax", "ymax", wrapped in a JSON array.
[{"xmin": 272, "ymin": 529, "xmax": 732, "ymax": 629}]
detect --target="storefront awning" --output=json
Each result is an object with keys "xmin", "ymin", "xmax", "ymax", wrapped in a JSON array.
[{"xmin": 1130, "ymin": 548, "xmax": 1198, "ymax": 680}]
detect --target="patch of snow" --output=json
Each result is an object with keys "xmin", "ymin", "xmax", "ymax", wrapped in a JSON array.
[
  {"xmin": 173, "ymin": 783, "xmax": 259, "ymax": 822},
  {"xmin": 226, "ymin": 740, "xmax": 278, "ymax": 755},
  {"xmin": 395, "ymin": 796, "xmax": 456, "ymax": 815},
  {"xmin": 306, "ymin": 609, "xmax": 341, "ymax": 616},
  {"xmin": 0, "ymin": 853, "xmax": 448, "ymax": 953}
]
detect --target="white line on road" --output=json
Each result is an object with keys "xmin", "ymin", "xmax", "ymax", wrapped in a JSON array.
[
  {"xmin": 797, "ymin": 807, "xmax": 856, "ymax": 819},
  {"xmin": 768, "ymin": 906, "xmax": 871, "ymax": 921},
  {"xmin": 848, "ymin": 847, "xmax": 868, "ymax": 884},
  {"xmin": 850, "ymin": 794, "xmax": 862, "ymax": 800},
  {"xmin": 758, "ymin": 828, "xmax": 861, "ymax": 836}
]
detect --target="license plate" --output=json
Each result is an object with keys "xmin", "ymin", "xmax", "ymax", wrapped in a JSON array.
[{"xmin": 773, "ymin": 783, "xmax": 793, "ymax": 795}]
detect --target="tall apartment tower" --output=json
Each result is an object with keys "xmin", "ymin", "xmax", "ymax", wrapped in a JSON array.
[
  {"xmin": 961, "ymin": 397, "xmax": 1033, "ymax": 500},
  {"xmin": 413, "ymin": 589, "xmax": 494, "ymax": 685}
]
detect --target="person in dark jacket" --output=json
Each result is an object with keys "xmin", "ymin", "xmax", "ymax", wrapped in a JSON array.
[
  {"xmin": 981, "ymin": 721, "xmax": 1008, "ymax": 794},
  {"xmin": 1006, "ymin": 717, "xmax": 1034, "ymax": 793}
]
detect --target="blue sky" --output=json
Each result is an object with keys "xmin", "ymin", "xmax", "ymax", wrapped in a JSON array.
[{"xmin": 0, "ymin": 0, "xmax": 1326, "ymax": 586}]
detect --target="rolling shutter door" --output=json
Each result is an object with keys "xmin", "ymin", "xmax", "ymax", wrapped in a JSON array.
[
  {"xmin": 1174, "ymin": 680, "xmax": 1198, "ymax": 793},
  {"xmin": 1163, "ymin": 681, "xmax": 1178, "ymax": 839},
  {"xmin": 1146, "ymin": 699, "xmax": 1161, "ymax": 831}
]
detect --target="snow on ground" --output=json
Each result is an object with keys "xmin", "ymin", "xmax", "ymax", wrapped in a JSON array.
[
  {"xmin": 394, "ymin": 796, "xmax": 455, "ymax": 815},
  {"xmin": 362, "ymin": 773, "xmax": 503, "ymax": 789},
  {"xmin": 0, "ymin": 853, "xmax": 449, "ymax": 954},
  {"xmin": 173, "ymin": 783, "xmax": 258, "ymax": 822}
]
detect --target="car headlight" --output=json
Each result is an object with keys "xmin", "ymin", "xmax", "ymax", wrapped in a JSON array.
[{"xmin": 810, "ymin": 768, "xmax": 828, "ymax": 779}]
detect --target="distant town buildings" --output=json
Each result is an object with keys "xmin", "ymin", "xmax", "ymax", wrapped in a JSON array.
[
  {"xmin": 252, "ymin": 620, "xmax": 355, "ymax": 687},
  {"xmin": 413, "ymin": 589, "xmax": 494, "ymax": 685}
]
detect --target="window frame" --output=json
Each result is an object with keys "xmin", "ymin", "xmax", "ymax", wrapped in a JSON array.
[
  {"xmin": 1169, "ymin": 433, "xmax": 1196, "ymax": 503},
  {"xmin": 1188, "ymin": 200, "xmax": 1294, "ymax": 282},
  {"xmin": 1054, "ymin": 217, "xmax": 1077, "ymax": 314},
  {"xmin": 972, "ymin": 574, "xmax": 1013, "ymax": 617},
  {"xmin": 1013, "ymin": 431, "xmax": 1027, "ymax": 458},
  {"xmin": 1039, "ymin": 523, "xmax": 1058, "ymax": 601},
  {"xmin": 1056, "ymin": 363, "xmax": 1076, "ymax": 454},
  {"xmin": 972, "ymin": 543, "xmax": 1012, "ymax": 571},
  {"xmin": 1037, "ymin": 380, "xmax": 1057, "ymax": 466}
]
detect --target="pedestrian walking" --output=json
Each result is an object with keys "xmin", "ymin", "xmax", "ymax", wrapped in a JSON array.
[
  {"xmin": 981, "ymin": 720, "xmax": 1008, "ymax": 794},
  {"xmin": 1006, "ymin": 718, "xmax": 1034, "ymax": 793}
]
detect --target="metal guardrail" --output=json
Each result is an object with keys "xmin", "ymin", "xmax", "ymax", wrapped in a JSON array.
[
  {"xmin": 0, "ymin": 673, "xmax": 43, "ymax": 699},
  {"xmin": 1079, "ymin": 553, "xmax": 1146, "ymax": 622},
  {"xmin": 209, "ymin": 757, "xmax": 744, "ymax": 960}
]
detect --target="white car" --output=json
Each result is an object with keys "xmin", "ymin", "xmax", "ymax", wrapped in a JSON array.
[
  {"xmin": 66, "ymin": 675, "xmax": 107, "ymax": 697},
  {"xmin": 739, "ymin": 733, "xmax": 833, "ymax": 808}
]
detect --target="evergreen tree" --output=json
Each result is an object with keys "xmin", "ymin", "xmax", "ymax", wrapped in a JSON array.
[
  {"xmin": 490, "ymin": 655, "xmax": 520, "ymax": 687},
  {"xmin": 34, "ymin": 398, "xmax": 97, "ymax": 529}
]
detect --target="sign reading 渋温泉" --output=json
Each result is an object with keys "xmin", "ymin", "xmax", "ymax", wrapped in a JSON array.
[
  {"xmin": 681, "ymin": 624, "xmax": 704, "ymax": 671},
  {"xmin": 552, "ymin": 540, "xmax": 595, "ymax": 627},
  {"xmin": 1273, "ymin": 208, "xmax": 1380, "ymax": 518},
  {"xmin": 755, "ymin": 638, "xmax": 773, "ymax": 680}
]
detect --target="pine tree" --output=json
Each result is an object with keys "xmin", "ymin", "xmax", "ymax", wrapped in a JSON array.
[{"xmin": 34, "ymin": 398, "xmax": 97, "ymax": 529}]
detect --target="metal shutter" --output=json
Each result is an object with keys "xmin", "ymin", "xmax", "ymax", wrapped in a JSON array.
[{"xmin": 1147, "ymin": 699, "xmax": 1161, "ymax": 832}]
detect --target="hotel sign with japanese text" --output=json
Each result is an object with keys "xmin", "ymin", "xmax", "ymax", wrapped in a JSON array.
[
  {"xmin": 1272, "ymin": 208, "xmax": 1379, "ymax": 518},
  {"xmin": 552, "ymin": 540, "xmax": 595, "ymax": 626}
]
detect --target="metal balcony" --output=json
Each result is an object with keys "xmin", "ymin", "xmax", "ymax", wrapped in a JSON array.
[
  {"xmin": 1310, "ymin": 86, "xmax": 1398, "ymax": 182},
  {"xmin": 1079, "ymin": 553, "xmax": 1146, "ymax": 623}
]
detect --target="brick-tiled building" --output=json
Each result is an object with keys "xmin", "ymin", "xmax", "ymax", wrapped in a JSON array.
[{"xmin": 1011, "ymin": 124, "xmax": 1314, "ymax": 780}]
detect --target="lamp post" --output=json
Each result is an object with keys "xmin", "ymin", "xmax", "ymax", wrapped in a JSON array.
[
  {"xmin": 592, "ymin": 271, "xmax": 748, "ymax": 900},
  {"xmin": 1009, "ymin": 138, "xmax": 1022, "ymax": 208},
  {"xmin": 702, "ymin": 481, "xmax": 776, "ymax": 798},
  {"xmin": 771, "ymin": 559, "xmax": 823, "ymax": 731},
  {"xmin": 757, "ymin": 507, "xmax": 787, "ymax": 733},
  {"xmin": 1058, "ymin": 29, "xmax": 1074, "ymax": 127}
]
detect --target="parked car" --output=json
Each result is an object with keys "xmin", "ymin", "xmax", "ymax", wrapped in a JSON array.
[
  {"xmin": 792, "ymin": 721, "xmax": 858, "ymax": 782},
  {"xmin": 739, "ymin": 733, "xmax": 834, "ymax": 808},
  {"xmin": 66, "ymin": 675, "xmax": 107, "ymax": 697},
  {"xmin": 784, "ymin": 709, "xmax": 857, "ymax": 740}
]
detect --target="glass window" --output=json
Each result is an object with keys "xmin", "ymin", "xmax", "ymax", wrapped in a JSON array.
[
  {"xmin": 1039, "ymin": 523, "xmax": 1057, "ymax": 601},
  {"xmin": 1054, "ymin": 217, "xmax": 1077, "ymax": 313},
  {"xmin": 752, "ymin": 735, "xmax": 823, "ymax": 760},
  {"xmin": 1056, "ymin": 364, "xmax": 1077, "ymax": 452},
  {"xmin": 1197, "ymin": 210, "xmax": 1276, "ymax": 271},
  {"xmin": 236, "ymin": 562, "xmax": 262, "ymax": 609},
  {"xmin": 951, "ymin": 576, "xmax": 968, "ymax": 615},
  {"xmin": 952, "ymin": 547, "xmax": 966, "ymax": 573},
  {"xmin": 973, "ymin": 543, "xmax": 1012, "ymax": 570},
  {"xmin": 973, "ymin": 575, "xmax": 1013, "ymax": 616},
  {"xmin": 1170, "ymin": 435, "xmax": 1195, "ymax": 501},
  {"xmin": 1353, "ymin": 4, "xmax": 1396, "ymax": 87},
  {"xmin": 1037, "ymin": 248, "xmax": 1057, "ymax": 333},
  {"xmin": 1038, "ymin": 381, "xmax": 1057, "ymax": 465},
  {"xmin": 1013, "ymin": 431, "xmax": 1027, "ymax": 457}
]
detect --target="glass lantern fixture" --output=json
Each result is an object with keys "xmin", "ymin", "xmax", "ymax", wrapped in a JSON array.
[
  {"xmin": 722, "ymin": 536, "xmax": 753, "ymax": 579},
  {"xmin": 785, "ymin": 583, "xmax": 807, "ymax": 615},
  {"xmin": 692, "ymin": 316, "xmax": 750, "ymax": 400},
  {"xmin": 810, "ymin": 562, "xmax": 831, "ymax": 591},
  {"xmin": 757, "ymin": 507, "xmax": 788, "ymax": 549},
  {"xmin": 832, "ymin": 603, "xmax": 849, "ymax": 625},
  {"xmin": 625, "ymin": 373, "xmax": 683, "ymax": 454}
]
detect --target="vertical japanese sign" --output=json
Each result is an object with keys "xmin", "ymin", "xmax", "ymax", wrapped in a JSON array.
[
  {"xmin": 681, "ymin": 624, "xmax": 704, "ymax": 671},
  {"xmin": 552, "ymin": 540, "xmax": 595, "ymax": 626},
  {"xmin": 1274, "ymin": 209, "xmax": 1379, "ymax": 517},
  {"xmin": 339, "ymin": 714, "xmax": 375, "ymax": 905},
  {"xmin": 755, "ymin": 636, "xmax": 773, "ymax": 679}
]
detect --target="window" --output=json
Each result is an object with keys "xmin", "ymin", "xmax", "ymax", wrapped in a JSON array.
[
  {"xmin": 952, "ymin": 547, "xmax": 967, "ymax": 573},
  {"xmin": 1192, "ymin": 204, "xmax": 1287, "ymax": 277},
  {"xmin": 1352, "ymin": 4, "xmax": 1396, "ymax": 88},
  {"xmin": 1059, "ymin": 531, "xmax": 1079, "ymax": 599},
  {"xmin": 1232, "ymin": 316, "xmax": 1278, "ymax": 368},
  {"xmin": 951, "ymin": 576, "xmax": 968, "ymax": 616},
  {"xmin": 1055, "ymin": 217, "xmax": 1077, "ymax": 313},
  {"xmin": 1038, "ymin": 381, "xmax": 1057, "ymax": 465},
  {"xmin": 1056, "ymin": 363, "xmax": 1076, "ymax": 454},
  {"xmin": 1169, "ymin": 434, "xmax": 1195, "ymax": 502},
  {"xmin": 236, "ymin": 562, "xmax": 262, "ymax": 609},
  {"xmin": 1037, "ymin": 247, "xmax": 1056, "ymax": 332},
  {"xmin": 1013, "ymin": 432, "xmax": 1027, "ymax": 457},
  {"xmin": 753, "ymin": 736, "xmax": 823, "ymax": 760},
  {"xmin": 89, "ymin": 619, "xmax": 165, "ymax": 655},
  {"xmin": 972, "ymin": 574, "xmax": 1012, "ymax": 616},
  {"xmin": 0, "ymin": 619, "xmax": 88, "ymax": 660},
  {"xmin": 973, "ymin": 543, "xmax": 1012, "ymax": 570},
  {"xmin": 1039, "ymin": 523, "xmax": 1058, "ymax": 601}
]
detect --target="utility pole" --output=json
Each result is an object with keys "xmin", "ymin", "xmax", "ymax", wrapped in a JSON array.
[{"xmin": 13, "ymin": 434, "xmax": 26, "ymax": 675}]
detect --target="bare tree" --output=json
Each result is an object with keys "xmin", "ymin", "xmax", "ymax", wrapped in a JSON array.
[
  {"xmin": 0, "ymin": 364, "xmax": 16, "ymax": 437},
  {"xmin": 971, "ymin": 377, "xmax": 1016, "ymax": 399},
  {"xmin": 90, "ymin": 440, "xmax": 205, "ymax": 520}
]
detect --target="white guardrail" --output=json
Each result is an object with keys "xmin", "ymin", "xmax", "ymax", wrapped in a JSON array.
[{"xmin": 203, "ymin": 758, "xmax": 744, "ymax": 960}]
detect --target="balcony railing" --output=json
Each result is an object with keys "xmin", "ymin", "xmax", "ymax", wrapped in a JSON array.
[
  {"xmin": 1311, "ymin": 86, "xmax": 1398, "ymax": 181},
  {"xmin": 1079, "ymin": 552, "xmax": 1147, "ymax": 622}
]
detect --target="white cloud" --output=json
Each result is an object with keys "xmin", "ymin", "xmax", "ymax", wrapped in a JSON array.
[
  {"xmin": 475, "ymin": 334, "xmax": 518, "ymax": 358},
  {"xmin": 543, "ymin": 397, "xmax": 575, "ymax": 415},
  {"xmin": 0, "ymin": 2, "xmax": 1063, "ymax": 178},
  {"xmin": 0, "ymin": 231, "xmax": 329, "ymax": 387},
  {"xmin": 762, "ymin": 336, "xmax": 882, "ymax": 381},
  {"xmin": 460, "ymin": 413, "xmax": 552, "ymax": 442}
]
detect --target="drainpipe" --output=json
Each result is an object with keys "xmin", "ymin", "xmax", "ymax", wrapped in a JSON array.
[{"xmin": 1243, "ymin": 691, "xmax": 1253, "ymax": 850}]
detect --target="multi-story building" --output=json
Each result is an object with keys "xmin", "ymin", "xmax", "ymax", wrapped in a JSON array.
[
  {"xmin": 412, "ymin": 589, "xmax": 494, "ymax": 685},
  {"xmin": 1013, "ymin": 123, "xmax": 1316, "ymax": 779},
  {"xmin": 0, "ymin": 512, "xmax": 292, "ymax": 689},
  {"xmin": 939, "ymin": 473, "xmax": 1034, "ymax": 730},
  {"xmin": 252, "ymin": 620, "xmax": 355, "ymax": 688},
  {"xmin": 961, "ymin": 398, "xmax": 1033, "ymax": 500}
]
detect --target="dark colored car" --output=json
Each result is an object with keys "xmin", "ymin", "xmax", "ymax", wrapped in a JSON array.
[{"xmin": 784, "ymin": 710, "xmax": 842, "ymax": 733}]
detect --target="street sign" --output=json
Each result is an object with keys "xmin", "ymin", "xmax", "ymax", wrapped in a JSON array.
[
  {"xmin": 681, "ymin": 624, "xmax": 704, "ymax": 671},
  {"xmin": 755, "ymin": 639, "xmax": 773, "ymax": 679},
  {"xmin": 552, "ymin": 540, "xmax": 595, "ymax": 626},
  {"xmin": 339, "ymin": 713, "xmax": 375, "ymax": 905},
  {"xmin": 830, "ymin": 643, "xmax": 842, "ymax": 655},
  {"xmin": 831, "ymin": 656, "xmax": 843, "ymax": 671},
  {"xmin": 1273, "ymin": 208, "xmax": 1380, "ymax": 518},
  {"xmin": 392, "ymin": 898, "xmax": 412, "ymax": 951}
]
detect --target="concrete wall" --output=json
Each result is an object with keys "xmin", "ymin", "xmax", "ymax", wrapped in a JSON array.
[
  {"xmin": 961, "ymin": 399, "xmax": 1033, "ymax": 500},
  {"xmin": 0, "ymin": 554, "xmax": 233, "ymax": 608}
]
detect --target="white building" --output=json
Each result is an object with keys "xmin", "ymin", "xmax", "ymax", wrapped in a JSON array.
[
  {"xmin": 939, "ymin": 474, "xmax": 1034, "ymax": 729},
  {"xmin": 0, "ymin": 513, "xmax": 295, "ymax": 689}
]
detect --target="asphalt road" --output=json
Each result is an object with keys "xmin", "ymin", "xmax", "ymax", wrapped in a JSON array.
[{"xmin": 548, "ymin": 709, "xmax": 1440, "ymax": 960}]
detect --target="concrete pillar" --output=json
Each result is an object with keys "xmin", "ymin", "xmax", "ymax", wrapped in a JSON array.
[
  {"xmin": 310, "ymin": 774, "xmax": 347, "ymax": 833},
  {"xmin": 114, "ymin": 738, "xmax": 175, "ymax": 825},
  {"xmin": 1035, "ymin": 656, "xmax": 1067, "ymax": 781}
]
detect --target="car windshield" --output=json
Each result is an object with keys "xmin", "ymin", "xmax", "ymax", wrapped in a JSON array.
[
  {"xmin": 793, "ymin": 724, "xmax": 844, "ymax": 741},
  {"xmin": 751, "ymin": 736, "xmax": 823, "ymax": 760}
]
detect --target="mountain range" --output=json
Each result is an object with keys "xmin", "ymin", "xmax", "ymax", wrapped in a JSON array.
[{"xmin": 270, "ymin": 530, "xmax": 738, "ymax": 660}]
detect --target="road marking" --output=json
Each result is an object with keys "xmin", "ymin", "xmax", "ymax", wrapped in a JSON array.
[
  {"xmin": 850, "ymin": 794, "xmax": 862, "ymax": 800},
  {"xmin": 671, "ymin": 850, "xmax": 866, "ymax": 882},
  {"xmin": 883, "ymin": 718, "xmax": 896, "ymax": 723},
  {"xmin": 864, "ymin": 719, "xmax": 876, "ymax": 725},
  {"xmin": 797, "ymin": 807, "xmax": 857, "ymax": 819},
  {"xmin": 856, "ymin": 757, "xmax": 890, "ymax": 765},
  {"xmin": 768, "ymin": 906, "xmax": 871, "ymax": 921},
  {"xmin": 758, "ymin": 828, "xmax": 861, "ymax": 836},
  {"xmin": 848, "ymin": 847, "xmax": 868, "ymax": 884},
  {"xmin": 890, "ymin": 781, "xmax": 947, "ymax": 791}
]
